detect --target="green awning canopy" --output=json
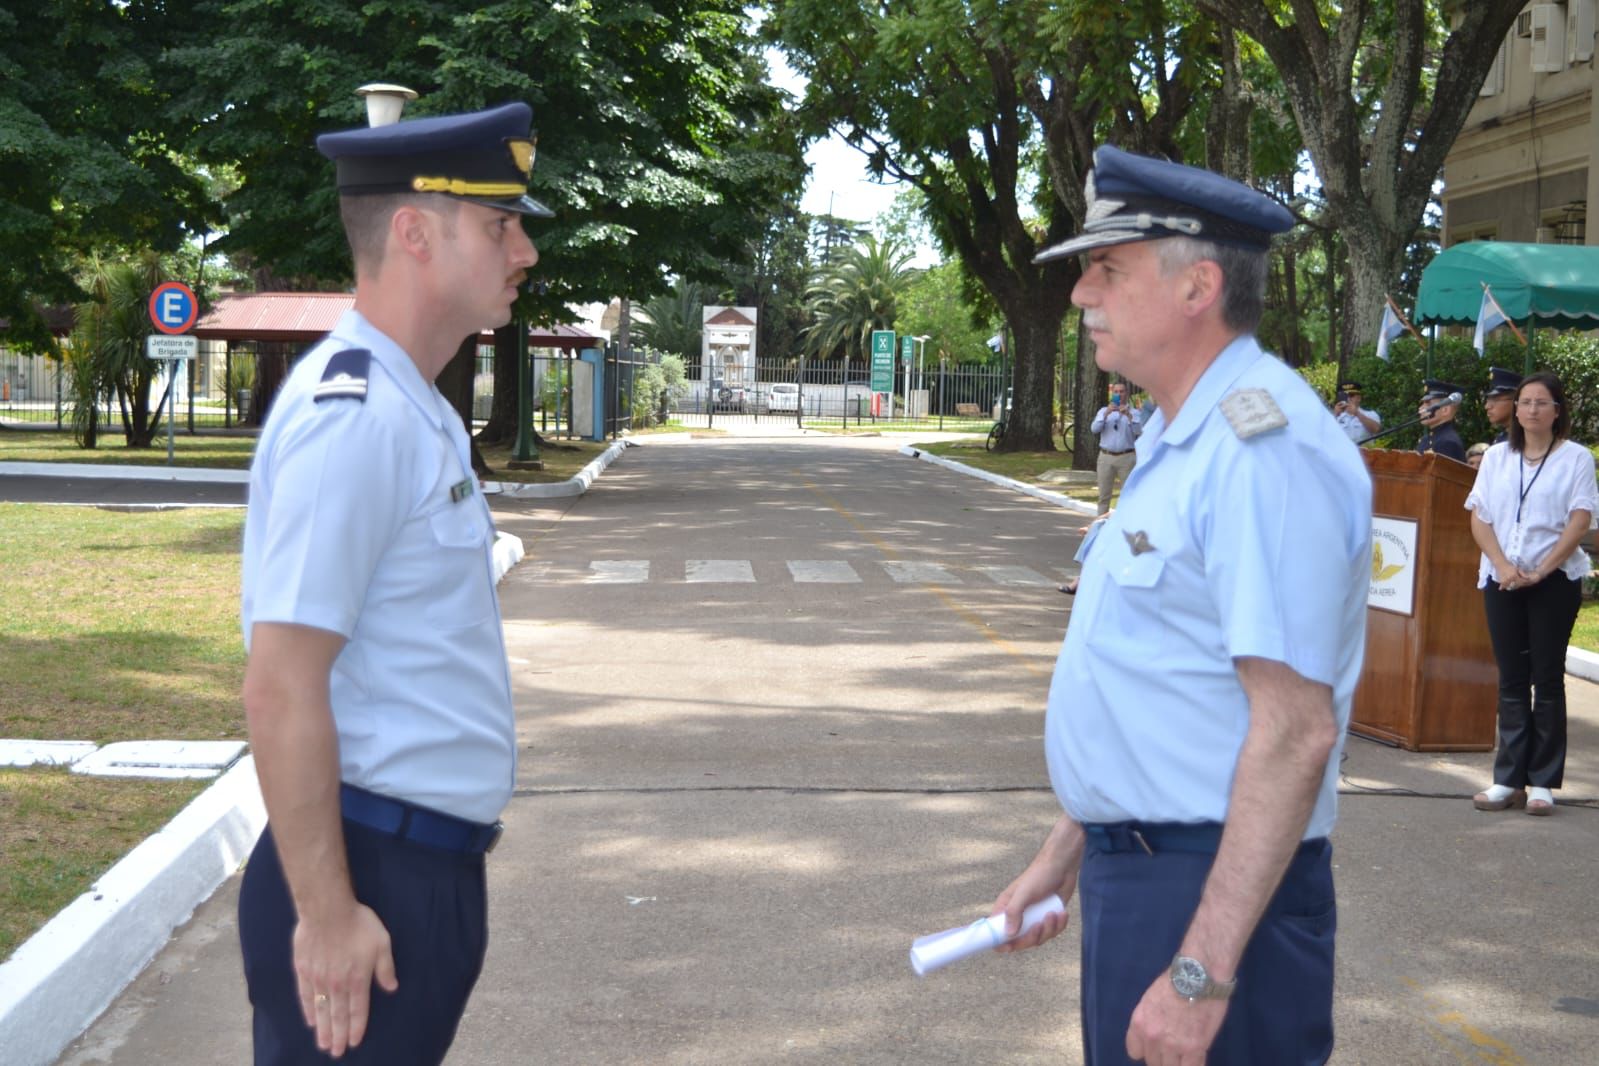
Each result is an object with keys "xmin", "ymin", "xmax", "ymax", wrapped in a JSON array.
[{"xmin": 1413, "ymin": 242, "xmax": 1599, "ymax": 328}]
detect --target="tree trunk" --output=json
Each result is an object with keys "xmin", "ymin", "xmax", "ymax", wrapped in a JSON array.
[
  {"xmin": 478, "ymin": 323, "xmax": 520, "ymax": 445},
  {"xmin": 1073, "ymin": 326, "xmax": 1106, "ymax": 471},
  {"xmin": 436, "ymin": 335, "xmax": 489, "ymax": 475}
]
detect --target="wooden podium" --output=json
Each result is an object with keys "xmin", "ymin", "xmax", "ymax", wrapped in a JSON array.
[{"xmin": 1352, "ymin": 450, "xmax": 1498, "ymax": 751}]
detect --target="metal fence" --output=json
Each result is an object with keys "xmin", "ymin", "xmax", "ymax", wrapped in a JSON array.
[
  {"xmin": 664, "ymin": 356, "xmax": 1008, "ymax": 432},
  {"xmin": 4, "ymin": 343, "xmax": 1012, "ymax": 441}
]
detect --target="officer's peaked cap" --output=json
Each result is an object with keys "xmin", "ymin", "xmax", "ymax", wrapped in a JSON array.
[
  {"xmin": 1422, "ymin": 378, "xmax": 1465, "ymax": 400},
  {"xmin": 1035, "ymin": 145, "xmax": 1294, "ymax": 264},
  {"xmin": 1485, "ymin": 366, "xmax": 1523, "ymax": 397},
  {"xmin": 316, "ymin": 102, "xmax": 553, "ymax": 218}
]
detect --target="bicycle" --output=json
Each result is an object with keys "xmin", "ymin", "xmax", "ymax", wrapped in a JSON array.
[{"xmin": 985, "ymin": 417, "xmax": 1006, "ymax": 452}]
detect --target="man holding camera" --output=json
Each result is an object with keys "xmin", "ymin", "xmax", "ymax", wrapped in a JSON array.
[
  {"xmin": 1333, "ymin": 380, "xmax": 1381, "ymax": 444},
  {"xmin": 1091, "ymin": 381, "xmax": 1142, "ymax": 514}
]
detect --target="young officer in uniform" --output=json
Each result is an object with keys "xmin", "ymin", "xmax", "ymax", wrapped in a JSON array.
[
  {"xmin": 1483, "ymin": 366, "xmax": 1522, "ymax": 445},
  {"xmin": 1415, "ymin": 379, "xmax": 1468, "ymax": 461},
  {"xmin": 238, "ymin": 102, "xmax": 549, "ymax": 1064},
  {"xmin": 988, "ymin": 146, "xmax": 1371, "ymax": 1065}
]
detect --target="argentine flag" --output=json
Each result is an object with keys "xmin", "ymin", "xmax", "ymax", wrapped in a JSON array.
[
  {"xmin": 1473, "ymin": 287, "xmax": 1510, "ymax": 355},
  {"xmin": 1374, "ymin": 303, "xmax": 1405, "ymax": 362}
]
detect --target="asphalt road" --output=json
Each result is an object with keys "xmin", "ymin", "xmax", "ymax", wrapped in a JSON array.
[{"xmin": 53, "ymin": 434, "xmax": 1599, "ymax": 1065}]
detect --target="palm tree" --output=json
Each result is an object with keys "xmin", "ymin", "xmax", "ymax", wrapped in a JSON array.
[
  {"xmin": 68, "ymin": 251, "xmax": 174, "ymax": 448},
  {"xmin": 801, "ymin": 235, "xmax": 919, "ymax": 362},
  {"xmin": 633, "ymin": 279, "xmax": 710, "ymax": 372}
]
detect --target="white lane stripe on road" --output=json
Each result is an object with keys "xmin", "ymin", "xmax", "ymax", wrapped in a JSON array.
[
  {"xmin": 881, "ymin": 561, "xmax": 961, "ymax": 584},
  {"xmin": 974, "ymin": 565, "xmax": 1052, "ymax": 586},
  {"xmin": 588, "ymin": 560, "xmax": 650, "ymax": 583},
  {"xmin": 787, "ymin": 560, "xmax": 861, "ymax": 583},
  {"xmin": 686, "ymin": 559, "xmax": 756, "ymax": 583}
]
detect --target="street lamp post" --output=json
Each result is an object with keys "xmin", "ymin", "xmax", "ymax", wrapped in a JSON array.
[{"xmin": 912, "ymin": 335, "xmax": 930, "ymax": 415}]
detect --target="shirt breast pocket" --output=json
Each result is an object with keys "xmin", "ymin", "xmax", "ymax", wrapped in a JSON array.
[
  {"xmin": 1106, "ymin": 549, "xmax": 1166, "ymax": 591},
  {"xmin": 423, "ymin": 502, "xmax": 494, "ymax": 629}
]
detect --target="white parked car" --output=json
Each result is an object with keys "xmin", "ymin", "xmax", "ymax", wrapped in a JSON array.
[{"xmin": 766, "ymin": 382, "xmax": 800, "ymax": 412}]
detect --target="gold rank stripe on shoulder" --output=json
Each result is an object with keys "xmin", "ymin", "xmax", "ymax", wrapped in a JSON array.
[
  {"xmin": 411, "ymin": 177, "xmax": 529, "ymax": 196},
  {"xmin": 1219, "ymin": 387, "xmax": 1287, "ymax": 440}
]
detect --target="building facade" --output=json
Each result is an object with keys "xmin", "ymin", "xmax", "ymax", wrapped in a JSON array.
[{"xmin": 1442, "ymin": 1, "xmax": 1599, "ymax": 247}]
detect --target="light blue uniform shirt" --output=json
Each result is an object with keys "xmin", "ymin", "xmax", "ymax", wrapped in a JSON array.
[
  {"xmin": 241, "ymin": 310, "xmax": 516, "ymax": 824},
  {"xmin": 1046, "ymin": 336, "xmax": 1371, "ymax": 839}
]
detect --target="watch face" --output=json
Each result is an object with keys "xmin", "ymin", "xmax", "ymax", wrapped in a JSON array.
[{"xmin": 1171, "ymin": 956, "xmax": 1208, "ymax": 997}]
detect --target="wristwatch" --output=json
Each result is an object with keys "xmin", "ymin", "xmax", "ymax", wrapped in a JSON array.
[{"xmin": 1169, "ymin": 955, "xmax": 1237, "ymax": 1002}]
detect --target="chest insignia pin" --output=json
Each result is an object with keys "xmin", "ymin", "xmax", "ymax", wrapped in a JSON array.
[{"xmin": 1124, "ymin": 529, "xmax": 1154, "ymax": 555}]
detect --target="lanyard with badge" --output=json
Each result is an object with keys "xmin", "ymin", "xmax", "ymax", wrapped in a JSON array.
[{"xmin": 1516, "ymin": 447, "xmax": 1550, "ymax": 525}]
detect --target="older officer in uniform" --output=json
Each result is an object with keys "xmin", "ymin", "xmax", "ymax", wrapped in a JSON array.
[
  {"xmin": 1415, "ymin": 379, "xmax": 1468, "ymax": 461},
  {"xmin": 988, "ymin": 146, "xmax": 1371, "ymax": 1066},
  {"xmin": 239, "ymin": 102, "xmax": 548, "ymax": 1064}
]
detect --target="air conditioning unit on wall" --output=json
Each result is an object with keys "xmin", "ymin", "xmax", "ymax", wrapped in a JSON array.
[
  {"xmin": 1531, "ymin": 4, "xmax": 1567, "ymax": 73},
  {"xmin": 1570, "ymin": 0, "xmax": 1596, "ymax": 62}
]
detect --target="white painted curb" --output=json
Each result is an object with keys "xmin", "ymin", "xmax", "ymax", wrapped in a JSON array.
[
  {"xmin": 492, "ymin": 530, "xmax": 524, "ymax": 583},
  {"xmin": 1566, "ymin": 646, "xmax": 1599, "ymax": 684},
  {"xmin": 0, "ymin": 757, "xmax": 266, "ymax": 1066},
  {"xmin": 898, "ymin": 445, "xmax": 1098, "ymax": 516},
  {"xmin": 491, "ymin": 439, "xmax": 633, "ymax": 498},
  {"xmin": 0, "ymin": 461, "xmax": 249, "ymax": 484}
]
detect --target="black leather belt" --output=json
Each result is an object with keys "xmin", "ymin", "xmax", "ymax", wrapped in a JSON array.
[
  {"xmin": 1083, "ymin": 820, "xmax": 1324, "ymax": 856},
  {"xmin": 1101, "ymin": 448, "xmax": 1133, "ymax": 456},
  {"xmin": 340, "ymin": 784, "xmax": 503, "ymax": 855}
]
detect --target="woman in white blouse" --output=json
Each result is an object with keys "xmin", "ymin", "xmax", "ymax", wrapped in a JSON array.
[{"xmin": 1465, "ymin": 371, "xmax": 1598, "ymax": 816}]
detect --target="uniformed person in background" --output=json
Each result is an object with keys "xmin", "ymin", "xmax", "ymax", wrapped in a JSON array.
[
  {"xmin": 1332, "ymin": 379, "xmax": 1381, "ymax": 444},
  {"xmin": 989, "ymin": 146, "xmax": 1371, "ymax": 1065},
  {"xmin": 1483, "ymin": 365, "xmax": 1522, "ymax": 445},
  {"xmin": 238, "ymin": 101, "xmax": 549, "ymax": 1063},
  {"xmin": 1415, "ymin": 379, "xmax": 1468, "ymax": 461}
]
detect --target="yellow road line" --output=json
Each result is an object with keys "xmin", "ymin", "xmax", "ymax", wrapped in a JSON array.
[
  {"xmin": 803, "ymin": 478, "xmax": 1052, "ymax": 679},
  {"xmin": 1399, "ymin": 977, "xmax": 1527, "ymax": 1065}
]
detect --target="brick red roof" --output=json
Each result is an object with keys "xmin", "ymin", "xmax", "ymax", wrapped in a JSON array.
[
  {"xmin": 192, "ymin": 292, "xmax": 352, "ymax": 342},
  {"xmin": 191, "ymin": 292, "xmax": 602, "ymax": 350},
  {"xmin": 704, "ymin": 306, "xmax": 754, "ymax": 327}
]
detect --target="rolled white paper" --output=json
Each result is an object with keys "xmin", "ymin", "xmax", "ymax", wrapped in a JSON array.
[{"xmin": 909, "ymin": 894, "xmax": 1066, "ymax": 976}]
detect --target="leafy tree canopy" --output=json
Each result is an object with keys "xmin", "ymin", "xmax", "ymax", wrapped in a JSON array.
[
  {"xmin": 1, "ymin": 2, "xmax": 213, "ymax": 353},
  {"xmin": 162, "ymin": 0, "xmax": 806, "ymax": 323}
]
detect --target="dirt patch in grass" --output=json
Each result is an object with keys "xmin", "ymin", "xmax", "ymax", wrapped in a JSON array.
[{"xmin": 475, "ymin": 437, "xmax": 611, "ymax": 483}]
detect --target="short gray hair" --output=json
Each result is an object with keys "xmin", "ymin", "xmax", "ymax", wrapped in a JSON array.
[{"xmin": 1154, "ymin": 237, "xmax": 1268, "ymax": 333}]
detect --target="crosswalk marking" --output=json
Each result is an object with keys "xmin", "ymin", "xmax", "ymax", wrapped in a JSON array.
[
  {"xmin": 588, "ymin": 560, "xmax": 650, "ymax": 583},
  {"xmin": 787, "ymin": 560, "xmax": 861, "ymax": 583},
  {"xmin": 686, "ymin": 559, "xmax": 755, "ymax": 583},
  {"xmin": 974, "ymin": 565, "xmax": 1052, "ymax": 586},
  {"xmin": 881, "ymin": 560, "xmax": 960, "ymax": 584},
  {"xmin": 542, "ymin": 559, "xmax": 1064, "ymax": 587}
]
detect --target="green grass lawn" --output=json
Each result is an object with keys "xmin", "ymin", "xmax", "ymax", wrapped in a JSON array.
[
  {"xmin": 0, "ymin": 504, "xmax": 246, "ymax": 960},
  {"xmin": 1570, "ymin": 598, "xmax": 1599, "ymax": 654}
]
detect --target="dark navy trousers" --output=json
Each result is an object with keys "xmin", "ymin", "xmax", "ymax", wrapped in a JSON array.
[
  {"xmin": 239, "ymin": 821, "xmax": 489, "ymax": 1065},
  {"xmin": 1078, "ymin": 834, "xmax": 1336, "ymax": 1065}
]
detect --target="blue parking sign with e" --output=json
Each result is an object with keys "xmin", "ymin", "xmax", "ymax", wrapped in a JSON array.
[{"xmin": 148, "ymin": 281, "xmax": 198, "ymax": 335}]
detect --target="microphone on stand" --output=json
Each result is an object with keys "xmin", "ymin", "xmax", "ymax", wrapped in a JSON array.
[{"xmin": 1356, "ymin": 392, "xmax": 1464, "ymax": 447}]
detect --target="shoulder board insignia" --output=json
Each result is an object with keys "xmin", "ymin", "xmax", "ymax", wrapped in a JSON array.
[
  {"xmin": 1219, "ymin": 387, "xmax": 1287, "ymax": 440},
  {"xmin": 314, "ymin": 348, "xmax": 371, "ymax": 403}
]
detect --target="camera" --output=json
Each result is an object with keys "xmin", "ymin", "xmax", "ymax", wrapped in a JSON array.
[{"xmin": 1334, "ymin": 390, "xmax": 1348, "ymax": 405}]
